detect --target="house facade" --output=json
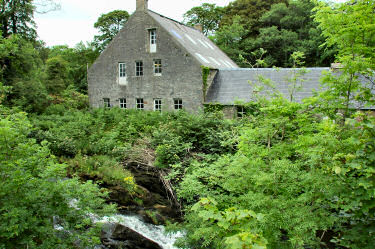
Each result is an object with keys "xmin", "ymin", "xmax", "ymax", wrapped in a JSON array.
[
  {"xmin": 88, "ymin": 0, "xmax": 373, "ymax": 117},
  {"xmin": 88, "ymin": 0, "xmax": 238, "ymax": 113}
]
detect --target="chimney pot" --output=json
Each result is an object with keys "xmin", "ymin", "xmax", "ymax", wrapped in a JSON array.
[{"xmin": 136, "ymin": 0, "xmax": 148, "ymax": 11}]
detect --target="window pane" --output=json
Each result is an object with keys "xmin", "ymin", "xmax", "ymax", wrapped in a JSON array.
[
  {"xmin": 119, "ymin": 63, "xmax": 126, "ymax": 77},
  {"xmin": 149, "ymin": 29, "xmax": 157, "ymax": 53},
  {"xmin": 237, "ymin": 106, "xmax": 245, "ymax": 118},
  {"xmin": 150, "ymin": 29, "xmax": 156, "ymax": 44},
  {"xmin": 103, "ymin": 98, "xmax": 110, "ymax": 108},
  {"xmin": 154, "ymin": 99, "xmax": 162, "ymax": 111},
  {"xmin": 154, "ymin": 59, "xmax": 162, "ymax": 75},
  {"xmin": 136, "ymin": 98, "xmax": 144, "ymax": 110},
  {"xmin": 136, "ymin": 61, "xmax": 143, "ymax": 76},
  {"xmin": 174, "ymin": 99, "xmax": 182, "ymax": 110},
  {"xmin": 119, "ymin": 98, "xmax": 126, "ymax": 109}
]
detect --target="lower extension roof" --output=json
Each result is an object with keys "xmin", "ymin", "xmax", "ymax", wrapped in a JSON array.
[
  {"xmin": 206, "ymin": 68, "xmax": 328, "ymax": 104},
  {"xmin": 206, "ymin": 68, "xmax": 375, "ymax": 110}
]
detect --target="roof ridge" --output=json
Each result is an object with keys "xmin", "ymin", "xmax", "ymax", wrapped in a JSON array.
[{"xmin": 147, "ymin": 9, "xmax": 196, "ymax": 31}]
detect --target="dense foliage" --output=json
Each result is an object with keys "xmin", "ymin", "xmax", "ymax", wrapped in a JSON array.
[
  {"xmin": 0, "ymin": 86, "xmax": 115, "ymax": 248},
  {"xmin": 0, "ymin": 0, "xmax": 36, "ymax": 40},
  {"xmin": 183, "ymin": 3, "xmax": 224, "ymax": 35},
  {"xmin": 315, "ymin": 0, "xmax": 375, "ymax": 118},
  {"xmin": 172, "ymin": 98, "xmax": 375, "ymax": 248},
  {"xmin": 31, "ymin": 107, "xmax": 238, "ymax": 170},
  {"xmin": 1, "ymin": 0, "xmax": 375, "ymax": 248},
  {"xmin": 184, "ymin": 0, "xmax": 336, "ymax": 67}
]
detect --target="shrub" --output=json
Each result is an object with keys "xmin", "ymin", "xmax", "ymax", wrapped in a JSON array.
[
  {"xmin": 0, "ymin": 110, "xmax": 115, "ymax": 248},
  {"xmin": 66, "ymin": 154, "xmax": 136, "ymax": 193}
]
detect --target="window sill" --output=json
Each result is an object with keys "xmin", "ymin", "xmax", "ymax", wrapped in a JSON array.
[{"xmin": 154, "ymin": 73, "xmax": 162, "ymax": 77}]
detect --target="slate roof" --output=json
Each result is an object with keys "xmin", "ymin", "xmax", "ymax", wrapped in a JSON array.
[
  {"xmin": 148, "ymin": 10, "xmax": 239, "ymax": 69},
  {"xmin": 206, "ymin": 68, "xmax": 375, "ymax": 110},
  {"xmin": 206, "ymin": 68, "xmax": 329, "ymax": 104}
]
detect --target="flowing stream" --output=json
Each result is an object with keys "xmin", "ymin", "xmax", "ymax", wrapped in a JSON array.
[{"xmin": 100, "ymin": 214, "xmax": 184, "ymax": 249}]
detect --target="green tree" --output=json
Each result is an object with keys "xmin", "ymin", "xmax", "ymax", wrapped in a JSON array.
[
  {"xmin": 0, "ymin": 0, "xmax": 36, "ymax": 40},
  {"xmin": 0, "ymin": 31, "xmax": 18, "ymax": 79},
  {"xmin": 314, "ymin": 0, "xmax": 375, "ymax": 119},
  {"xmin": 183, "ymin": 3, "xmax": 224, "ymax": 36},
  {"xmin": 45, "ymin": 55, "xmax": 70, "ymax": 94},
  {"xmin": 70, "ymin": 42, "xmax": 100, "ymax": 93},
  {"xmin": 212, "ymin": 0, "xmax": 335, "ymax": 67},
  {"xmin": 255, "ymin": 0, "xmax": 335, "ymax": 67},
  {"xmin": 0, "ymin": 105, "xmax": 115, "ymax": 248},
  {"xmin": 45, "ymin": 43, "xmax": 99, "ymax": 93},
  {"xmin": 220, "ymin": 0, "xmax": 287, "ymax": 37},
  {"xmin": 0, "ymin": 34, "xmax": 49, "ymax": 113},
  {"xmin": 213, "ymin": 16, "xmax": 247, "ymax": 66},
  {"xmin": 93, "ymin": 10, "xmax": 130, "ymax": 51}
]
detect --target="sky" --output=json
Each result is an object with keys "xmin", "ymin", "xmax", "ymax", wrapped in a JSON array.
[{"xmin": 34, "ymin": 0, "xmax": 233, "ymax": 47}]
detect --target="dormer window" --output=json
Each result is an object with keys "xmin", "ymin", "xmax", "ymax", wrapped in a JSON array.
[{"xmin": 149, "ymin": 29, "xmax": 156, "ymax": 53}]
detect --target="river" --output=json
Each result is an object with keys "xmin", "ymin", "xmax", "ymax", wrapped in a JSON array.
[{"xmin": 100, "ymin": 214, "xmax": 184, "ymax": 249}]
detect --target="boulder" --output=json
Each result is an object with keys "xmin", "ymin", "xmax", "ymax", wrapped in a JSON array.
[
  {"xmin": 137, "ymin": 209, "xmax": 166, "ymax": 225},
  {"xmin": 101, "ymin": 222, "xmax": 162, "ymax": 249}
]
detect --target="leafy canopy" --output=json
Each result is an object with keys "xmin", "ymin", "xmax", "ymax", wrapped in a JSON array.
[
  {"xmin": 183, "ymin": 3, "xmax": 224, "ymax": 36},
  {"xmin": 0, "ymin": 0, "xmax": 36, "ymax": 40},
  {"xmin": 314, "ymin": 0, "xmax": 375, "ymax": 118},
  {"xmin": 94, "ymin": 10, "xmax": 130, "ymax": 51}
]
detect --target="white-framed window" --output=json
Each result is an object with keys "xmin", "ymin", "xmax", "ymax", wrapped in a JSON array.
[
  {"xmin": 149, "ymin": 29, "xmax": 157, "ymax": 53},
  {"xmin": 135, "ymin": 61, "xmax": 143, "ymax": 76},
  {"xmin": 174, "ymin": 99, "xmax": 182, "ymax": 110},
  {"xmin": 154, "ymin": 99, "xmax": 162, "ymax": 111},
  {"xmin": 237, "ymin": 106, "xmax": 245, "ymax": 118},
  {"xmin": 136, "ymin": 98, "xmax": 144, "ymax": 110},
  {"xmin": 119, "ymin": 63, "xmax": 126, "ymax": 77},
  {"xmin": 119, "ymin": 98, "xmax": 126, "ymax": 109},
  {"xmin": 154, "ymin": 59, "xmax": 162, "ymax": 75},
  {"xmin": 103, "ymin": 98, "xmax": 110, "ymax": 108}
]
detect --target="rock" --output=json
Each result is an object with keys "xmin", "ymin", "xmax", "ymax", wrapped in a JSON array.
[
  {"xmin": 153, "ymin": 204, "xmax": 176, "ymax": 218},
  {"xmin": 126, "ymin": 162, "xmax": 170, "ymax": 205},
  {"xmin": 101, "ymin": 222, "xmax": 162, "ymax": 249},
  {"xmin": 137, "ymin": 209, "xmax": 166, "ymax": 225},
  {"xmin": 107, "ymin": 185, "xmax": 134, "ymax": 206}
]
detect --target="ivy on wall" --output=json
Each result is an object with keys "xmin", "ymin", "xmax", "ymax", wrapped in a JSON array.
[{"xmin": 201, "ymin": 66, "xmax": 210, "ymax": 101}]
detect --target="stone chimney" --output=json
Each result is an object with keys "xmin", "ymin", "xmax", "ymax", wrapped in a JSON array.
[
  {"xmin": 194, "ymin": 24, "xmax": 203, "ymax": 33},
  {"xmin": 136, "ymin": 0, "xmax": 148, "ymax": 11}
]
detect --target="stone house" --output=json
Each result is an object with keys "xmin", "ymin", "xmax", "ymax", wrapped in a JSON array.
[
  {"xmin": 88, "ymin": 0, "xmax": 238, "ymax": 113},
  {"xmin": 88, "ymin": 0, "xmax": 372, "ymax": 117}
]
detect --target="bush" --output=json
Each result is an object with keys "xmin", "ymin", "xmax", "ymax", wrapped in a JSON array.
[
  {"xmin": 0, "ymin": 110, "xmax": 115, "ymax": 248},
  {"xmin": 66, "ymin": 154, "xmax": 136, "ymax": 193},
  {"xmin": 175, "ymin": 99, "xmax": 375, "ymax": 248}
]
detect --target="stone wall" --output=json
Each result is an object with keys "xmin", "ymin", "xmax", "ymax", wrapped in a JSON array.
[
  {"xmin": 222, "ymin": 106, "xmax": 237, "ymax": 119},
  {"xmin": 88, "ymin": 11, "xmax": 205, "ymax": 113}
]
